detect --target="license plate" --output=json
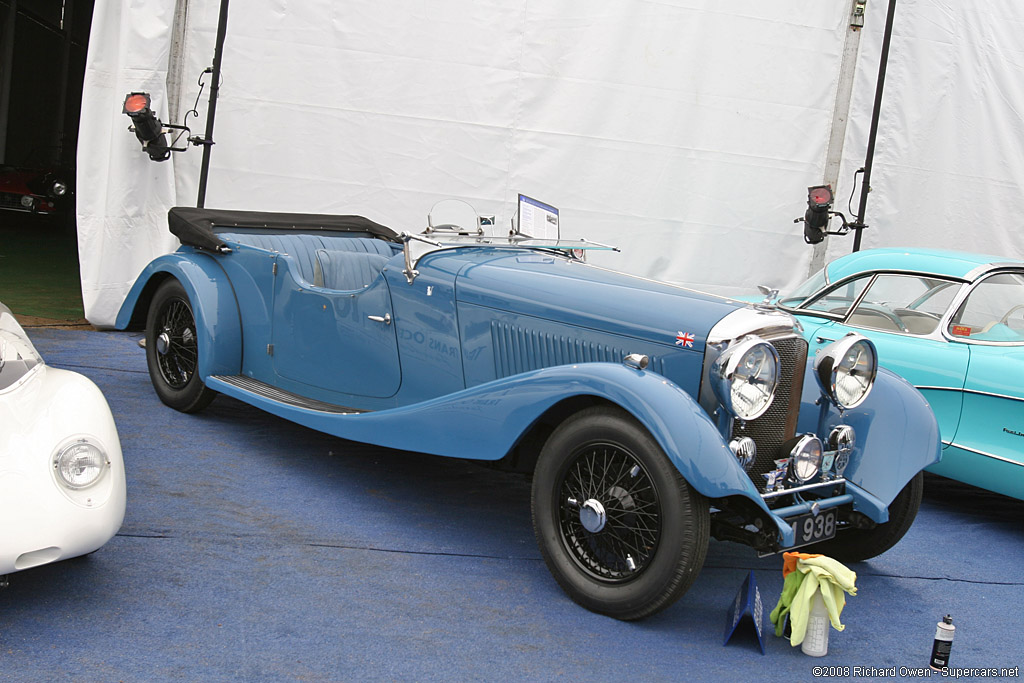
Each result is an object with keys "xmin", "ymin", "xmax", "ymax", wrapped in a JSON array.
[{"xmin": 788, "ymin": 508, "xmax": 838, "ymax": 547}]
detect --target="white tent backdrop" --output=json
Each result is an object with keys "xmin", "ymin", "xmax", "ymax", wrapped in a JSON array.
[{"xmin": 78, "ymin": 0, "xmax": 1024, "ymax": 327}]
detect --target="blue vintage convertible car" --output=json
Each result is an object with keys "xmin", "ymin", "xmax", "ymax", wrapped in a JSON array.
[
  {"xmin": 115, "ymin": 204, "xmax": 940, "ymax": 619},
  {"xmin": 774, "ymin": 247, "xmax": 1024, "ymax": 501}
]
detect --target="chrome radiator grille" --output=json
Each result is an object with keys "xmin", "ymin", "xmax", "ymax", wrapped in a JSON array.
[{"xmin": 731, "ymin": 336, "xmax": 808, "ymax": 492}]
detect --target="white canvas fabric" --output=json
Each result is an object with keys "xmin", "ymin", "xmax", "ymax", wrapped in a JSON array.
[{"xmin": 78, "ymin": 1, "xmax": 1024, "ymax": 326}]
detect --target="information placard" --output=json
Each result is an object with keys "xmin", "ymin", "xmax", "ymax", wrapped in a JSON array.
[{"xmin": 517, "ymin": 194, "xmax": 559, "ymax": 240}]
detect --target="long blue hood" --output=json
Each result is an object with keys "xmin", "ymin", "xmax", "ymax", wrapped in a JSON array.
[{"xmin": 452, "ymin": 251, "xmax": 742, "ymax": 353}]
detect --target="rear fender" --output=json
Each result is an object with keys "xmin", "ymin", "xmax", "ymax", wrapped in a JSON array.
[{"xmin": 115, "ymin": 252, "xmax": 242, "ymax": 378}]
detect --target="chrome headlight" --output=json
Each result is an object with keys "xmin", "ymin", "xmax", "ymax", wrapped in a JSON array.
[
  {"xmin": 51, "ymin": 180, "xmax": 68, "ymax": 197},
  {"xmin": 711, "ymin": 336, "xmax": 780, "ymax": 420},
  {"xmin": 788, "ymin": 434, "xmax": 823, "ymax": 483},
  {"xmin": 53, "ymin": 438, "xmax": 109, "ymax": 490},
  {"xmin": 814, "ymin": 333, "xmax": 877, "ymax": 410}
]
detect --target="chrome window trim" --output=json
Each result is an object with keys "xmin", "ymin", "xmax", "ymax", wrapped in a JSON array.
[
  {"xmin": 963, "ymin": 262, "xmax": 1024, "ymax": 281},
  {"xmin": 939, "ymin": 268, "xmax": 1024, "ymax": 347}
]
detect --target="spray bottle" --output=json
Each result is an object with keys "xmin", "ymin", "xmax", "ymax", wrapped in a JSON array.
[
  {"xmin": 929, "ymin": 615, "xmax": 954, "ymax": 670},
  {"xmin": 801, "ymin": 591, "xmax": 830, "ymax": 657}
]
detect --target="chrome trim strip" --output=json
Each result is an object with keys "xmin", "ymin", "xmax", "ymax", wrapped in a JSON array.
[
  {"xmin": 761, "ymin": 478, "xmax": 847, "ymax": 500},
  {"xmin": 945, "ymin": 442, "xmax": 1024, "ymax": 467},
  {"xmin": 963, "ymin": 263, "xmax": 1024, "ymax": 281},
  {"xmin": 915, "ymin": 385, "xmax": 1024, "ymax": 403}
]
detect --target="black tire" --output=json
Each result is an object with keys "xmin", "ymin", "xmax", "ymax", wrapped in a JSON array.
[
  {"xmin": 531, "ymin": 406, "xmax": 709, "ymax": 620},
  {"xmin": 808, "ymin": 471, "xmax": 923, "ymax": 562},
  {"xmin": 145, "ymin": 278, "xmax": 216, "ymax": 413}
]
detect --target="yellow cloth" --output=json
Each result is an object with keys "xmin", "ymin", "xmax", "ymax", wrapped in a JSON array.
[{"xmin": 769, "ymin": 553, "xmax": 857, "ymax": 647}]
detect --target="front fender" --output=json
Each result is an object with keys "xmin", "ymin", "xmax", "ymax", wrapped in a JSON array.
[
  {"xmin": 207, "ymin": 362, "xmax": 765, "ymax": 507},
  {"xmin": 796, "ymin": 364, "xmax": 941, "ymax": 509},
  {"xmin": 115, "ymin": 252, "xmax": 242, "ymax": 379}
]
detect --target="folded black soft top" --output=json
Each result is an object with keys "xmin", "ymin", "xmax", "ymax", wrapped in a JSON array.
[{"xmin": 168, "ymin": 207, "xmax": 401, "ymax": 252}]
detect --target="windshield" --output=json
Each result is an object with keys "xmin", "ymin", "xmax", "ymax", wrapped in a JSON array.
[
  {"xmin": 778, "ymin": 267, "xmax": 828, "ymax": 308},
  {"xmin": 0, "ymin": 307, "xmax": 43, "ymax": 391}
]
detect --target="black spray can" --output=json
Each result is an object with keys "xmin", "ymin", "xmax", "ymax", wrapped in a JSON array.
[{"xmin": 929, "ymin": 615, "xmax": 955, "ymax": 670}]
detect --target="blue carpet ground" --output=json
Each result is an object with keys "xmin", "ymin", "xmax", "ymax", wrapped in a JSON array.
[{"xmin": 2, "ymin": 328, "xmax": 1022, "ymax": 681}]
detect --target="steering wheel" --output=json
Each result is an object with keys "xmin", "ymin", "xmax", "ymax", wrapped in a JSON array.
[{"xmin": 999, "ymin": 304, "xmax": 1024, "ymax": 325}]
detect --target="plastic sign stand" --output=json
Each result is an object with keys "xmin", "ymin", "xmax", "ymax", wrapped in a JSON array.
[{"xmin": 723, "ymin": 570, "xmax": 767, "ymax": 655}]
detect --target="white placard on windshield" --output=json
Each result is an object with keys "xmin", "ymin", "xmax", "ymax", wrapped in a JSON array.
[{"xmin": 517, "ymin": 194, "xmax": 559, "ymax": 240}]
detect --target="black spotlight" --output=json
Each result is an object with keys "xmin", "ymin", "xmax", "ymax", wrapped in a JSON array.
[
  {"xmin": 123, "ymin": 92, "xmax": 171, "ymax": 162},
  {"xmin": 803, "ymin": 184, "xmax": 834, "ymax": 244}
]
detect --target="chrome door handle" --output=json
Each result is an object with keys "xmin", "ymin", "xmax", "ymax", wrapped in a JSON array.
[
  {"xmin": 368, "ymin": 313, "xmax": 392, "ymax": 325},
  {"xmin": 815, "ymin": 336, "xmax": 835, "ymax": 344}
]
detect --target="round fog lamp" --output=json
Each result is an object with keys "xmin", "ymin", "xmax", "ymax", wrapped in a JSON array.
[
  {"xmin": 51, "ymin": 181, "xmax": 68, "ymax": 197},
  {"xmin": 53, "ymin": 439, "xmax": 108, "ymax": 489},
  {"xmin": 789, "ymin": 434, "xmax": 823, "ymax": 483},
  {"xmin": 729, "ymin": 436, "xmax": 757, "ymax": 471},
  {"xmin": 20, "ymin": 195, "xmax": 34, "ymax": 208}
]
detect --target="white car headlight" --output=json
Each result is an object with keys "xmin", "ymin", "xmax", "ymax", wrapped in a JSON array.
[
  {"xmin": 711, "ymin": 336, "xmax": 780, "ymax": 421},
  {"xmin": 815, "ymin": 333, "xmax": 878, "ymax": 410},
  {"xmin": 53, "ymin": 438, "xmax": 110, "ymax": 489}
]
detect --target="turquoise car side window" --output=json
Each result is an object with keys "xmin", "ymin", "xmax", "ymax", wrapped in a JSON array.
[
  {"xmin": 846, "ymin": 275, "xmax": 959, "ymax": 335},
  {"xmin": 948, "ymin": 272, "xmax": 1024, "ymax": 343}
]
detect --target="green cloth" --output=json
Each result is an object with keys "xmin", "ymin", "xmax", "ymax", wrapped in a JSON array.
[{"xmin": 769, "ymin": 555, "xmax": 857, "ymax": 646}]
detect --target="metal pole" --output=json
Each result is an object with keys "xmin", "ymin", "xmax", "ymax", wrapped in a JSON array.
[
  {"xmin": 807, "ymin": 0, "xmax": 868, "ymax": 276},
  {"xmin": 851, "ymin": 0, "xmax": 897, "ymax": 252},
  {"xmin": 0, "ymin": 0, "xmax": 18, "ymax": 163},
  {"xmin": 55, "ymin": 0, "xmax": 75, "ymax": 166},
  {"xmin": 196, "ymin": 0, "xmax": 230, "ymax": 208}
]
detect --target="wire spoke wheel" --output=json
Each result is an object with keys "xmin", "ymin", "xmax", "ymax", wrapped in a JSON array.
[
  {"xmin": 155, "ymin": 297, "xmax": 199, "ymax": 389},
  {"xmin": 532, "ymin": 406, "xmax": 709, "ymax": 620},
  {"xmin": 558, "ymin": 444, "xmax": 661, "ymax": 582},
  {"xmin": 145, "ymin": 278, "xmax": 216, "ymax": 413}
]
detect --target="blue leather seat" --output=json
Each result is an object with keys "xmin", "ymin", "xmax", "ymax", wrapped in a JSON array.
[
  {"xmin": 313, "ymin": 249, "xmax": 389, "ymax": 290},
  {"xmin": 217, "ymin": 233, "xmax": 397, "ymax": 284}
]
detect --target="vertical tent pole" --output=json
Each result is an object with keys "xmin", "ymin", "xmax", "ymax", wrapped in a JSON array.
[
  {"xmin": 196, "ymin": 0, "xmax": 230, "ymax": 208},
  {"xmin": 851, "ymin": 0, "xmax": 897, "ymax": 252}
]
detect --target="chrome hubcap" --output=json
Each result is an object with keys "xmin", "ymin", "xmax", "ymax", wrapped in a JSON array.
[
  {"xmin": 579, "ymin": 498, "xmax": 607, "ymax": 533},
  {"xmin": 155, "ymin": 331, "xmax": 171, "ymax": 355}
]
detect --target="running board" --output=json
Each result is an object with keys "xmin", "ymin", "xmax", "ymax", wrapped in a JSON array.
[{"xmin": 208, "ymin": 375, "xmax": 367, "ymax": 414}]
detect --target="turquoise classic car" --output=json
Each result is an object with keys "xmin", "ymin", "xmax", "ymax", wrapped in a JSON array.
[{"xmin": 776, "ymin": 248, "xmax": 1024, "ymax": 500}]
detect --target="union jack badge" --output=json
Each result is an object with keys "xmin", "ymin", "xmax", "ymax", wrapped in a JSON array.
[{"xmin": 675, "ymin": 331, "xmax": 695, "ymax": 347}]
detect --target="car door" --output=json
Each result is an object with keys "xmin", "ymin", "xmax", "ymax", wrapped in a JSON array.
[
  {"xmin": 945, "ymin": 271, "xmax": 1024, "ymax": 479},
  {"xmin": 804, "ymin": 272, "xmax": 968, "ymax": 448},
  {"xmin": 270, "ymin": 257, "xmax": 401, "ymax": 398}
]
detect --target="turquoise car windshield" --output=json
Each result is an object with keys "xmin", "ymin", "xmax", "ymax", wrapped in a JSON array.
[{"xmin": 778, "ymin": 268, "xmax": 828, "ymax": 308}]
